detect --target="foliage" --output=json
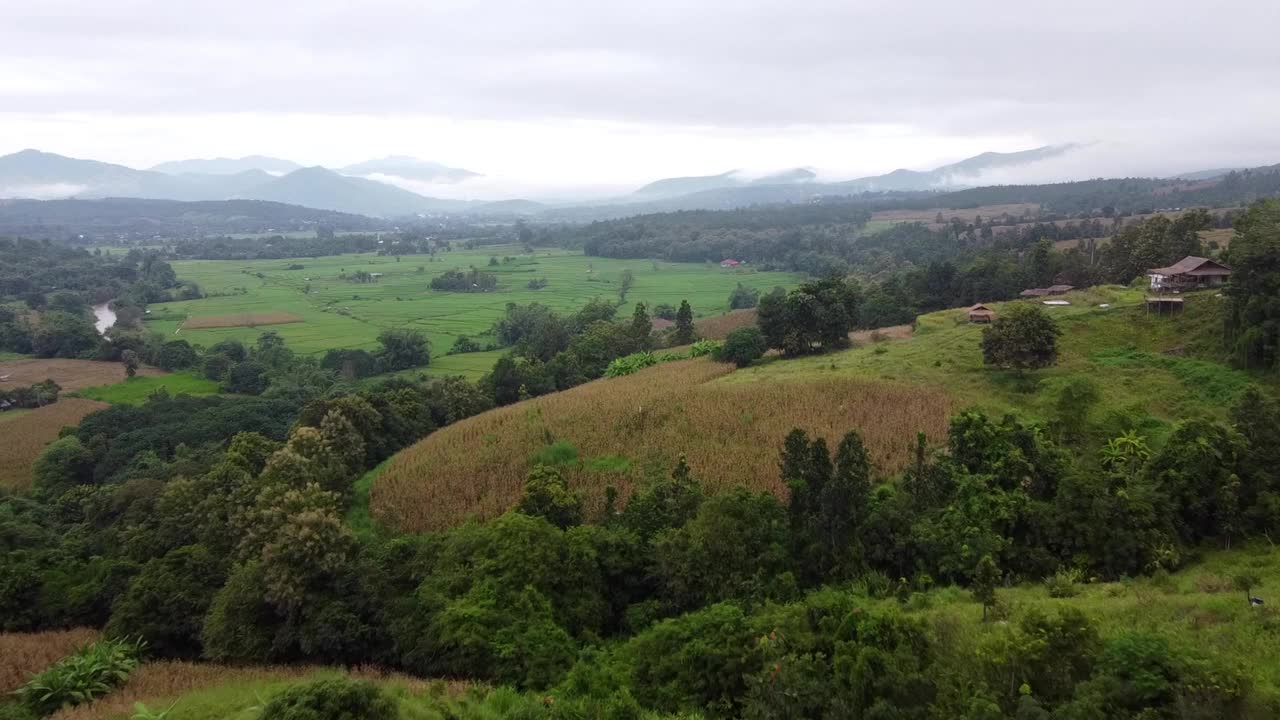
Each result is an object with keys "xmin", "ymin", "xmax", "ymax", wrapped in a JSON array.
[
  {"xmin": 981, "ymin": 303, "xmax": 1061, "ymax": 371},
  {"xmin": 375, "ymin": 328, "xmax": 430, "ymax": 372},
  {"xmin": 430, "ymin": 267, "xmax": 498, "ymax": 292},
  {"xmin": 1225, "ymin": 198, "xmax": 1280, "ymax": 369},
  {"xmin": 756, "ymin": 277, "xmax": 860, "ymax": 355},
  {"xmin": 605, "ymin": 351, "xmax": 659, "ymax": 378},
  {"xmin": 715, "ymin": 327, "xmax": 767, "ymax": 367},
  {"xmin": 259, "ymin": 677, "xmax": 396, "ymax": 720},
  {"xmin": 688, "ymin": 339, "xmax": 721, "ymax": 357},
  {"xmin": 517, "ymin": 465, "xmax": 584, "ymax": 529},
  {"xmin": 674, "ymin": 300, "xmax": 696, "ymax": 344},
  {"xmin": 728, "ymin": 283, "xmax": 760, "ymax": 310},
  {"xmin": 13, "ymin": 639, "xmax": 142, "ymax": 716}
]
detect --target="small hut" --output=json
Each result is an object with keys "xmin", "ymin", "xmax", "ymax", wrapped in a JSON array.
[
  {"xmin": 1020, "ymin": 288, "xmax": 1051, "ymax": 298},
  {"xmin": 1047, "ymin": 284, "xmax": 1075, "ymax": 295},
  {"xmin": 967, "ymin": 303, "xmax": 996, "ymax": 323},
  {"xmin": 1145, "ymin": 296, "xmax": 1184, "ymax": 315}
]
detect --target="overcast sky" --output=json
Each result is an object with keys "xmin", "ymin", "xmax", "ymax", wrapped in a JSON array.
[{"xmin": 2, "ymin": 0, "xmax": 1279, "ymax": 196}]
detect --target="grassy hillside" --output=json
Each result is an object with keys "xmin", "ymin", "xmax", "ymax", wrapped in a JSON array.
[
  {"xmin": 154, "ymin": 247, "xmax": 802, "ymax": 378},
  {"xmin": 372, "ymin": 285, "xmax": 1263, "ymax": 533}
]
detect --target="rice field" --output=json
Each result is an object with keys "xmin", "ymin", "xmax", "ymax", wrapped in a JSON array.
[
  {"xmin": 180, "ymin": 311, "xmax": 304, "ymax": 329},
  {"xmin": 0, "ymin": 628, "xmax": 100, "ymax": 694},
  {"xmin": 0, "ymin": 398, "xmax": 109, "ymax": 491},
  {"xmin": 0, "ymin": 358, "xmax": 164, "ymax": 392},
  {"xmin": 153, "ymin": 247, "xmax": 804, "ymax": 379},
  {"xmin": 75, "ymin": 372, "xmax": 221, "ymax": 405},
  {"xmin": 373, "ymin": 357, "xmax": 953, "ymax": 532}
]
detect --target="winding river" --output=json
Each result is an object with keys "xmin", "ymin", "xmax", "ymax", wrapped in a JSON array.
[{"xmin": 92, "ymin": 303, "xmax": 117, "ymax": 335}]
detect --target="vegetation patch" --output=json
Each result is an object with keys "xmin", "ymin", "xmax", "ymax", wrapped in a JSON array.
[
  {"xmin": 75, "ymin": 372, "xmax": 220, "ymax": 405},
  {"xmin": 373, "ymin": 358, "xmax": 952, "ymax": 532},
  {"xmin": 0, "ymin": 629, "xmax": 100, "ymax": 695},
  {"xmin": 180, "ymin": 311, "xmax": 304, "ymax": 329},
  {"xmin": 0, "ymin": 398, "xmax": 108, "ymax": 491}
]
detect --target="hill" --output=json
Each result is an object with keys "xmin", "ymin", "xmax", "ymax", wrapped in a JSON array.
[
  {"xmin": 371, "ymin": 286, "xmax": 1256, "ymax": 532},
  {"xmin": 150, "ymin": 155, "xmax": 302, "ymax": 175},
  {"xmin": 339, "ymin": 155, "xmax": 481, "ymax": 183},
  {"xmin": 239, "ymin": 166, "xmax": 469, "ymax": 217},
  {"xmin": 0, "ymin": 197, "xmax": 383, "ymax": 237}
]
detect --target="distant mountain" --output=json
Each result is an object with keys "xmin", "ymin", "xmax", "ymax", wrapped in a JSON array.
[
  {"xmin": 752, "ymin": 168, "xmax": 817, "ymax": 185},
  {"xmin": 632, "ymin": 171, "xmax": 742, "ymax": 199},
  {"xmin": 0, "ymin": 149, "xmax": 164, "ymax": 198},
  {"xmin": 241, "ymin": 167, "xmax": 471, "ymax": 217},
  {"xmin": 0, "ymin": 197, "xmax": 382, "ymax": 237},
  {"xmin": 832, "ymin": 144, "xmax": 1080, "ymax": 192},
  {"xmin": 1168, "ymin": 168, "xmax": 1244, "ymax": 181},
  {"xmin": 151, "ymin": 155, "xmax": 302, "ymax": 175},
  {"xmin": 339, "ymin": 156, "xmax": 480, "ymax": 184}
]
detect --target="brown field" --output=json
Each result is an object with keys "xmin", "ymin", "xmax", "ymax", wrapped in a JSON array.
[
  {"xmin": 373, "ymin": 357, "xmax": 952, "ymax": 533},
  {"xmin": 1, "ymin": 628, "xmax": 100, "ymax": 694},
  {"xmin": 47, "ymin": 662, "xmax": 470, "ymax": 720},
  {"xmin": 180, "ymin": 311, "xmax": 303, "ymax": 330},
  {"xmin": 693, "ymin": 308, "xmax": 758, "ymax": 339},
  {"xmin": 0, "ymin": 358, "xmax": 164, "ymax": 392},
  {"xmin": 871, "ymin": 203, "xmax": 1040, "ymax": 224},
  {"xmin": 0, "ymin": 398, "xmax": 109, "ymax": 491}
]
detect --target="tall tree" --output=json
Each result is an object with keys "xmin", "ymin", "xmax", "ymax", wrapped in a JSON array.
[
  {"xmin": 980, "ymin": 304, "xmax": 1061, "ymax": 372},
  {"xmin": 674, "ymin": 300, "xmax": 695, "ymax": 344}
]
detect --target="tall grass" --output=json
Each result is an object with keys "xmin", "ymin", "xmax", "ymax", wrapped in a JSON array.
[
  {"xmin": 0, "ymin": 629, "xmax": 100, "ymax": 694},
  {"xmin": 13, "ymin": 638, "xmax": 143, "ymax": 716},
  {"xmin": 373, "ymin": 357, "xmax": 952, "ymax": 532}
]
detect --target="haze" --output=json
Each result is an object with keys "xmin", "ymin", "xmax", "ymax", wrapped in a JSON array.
[{"xmin": 2, "ymin": 0, "xmax": 1279, "ymax": 198}]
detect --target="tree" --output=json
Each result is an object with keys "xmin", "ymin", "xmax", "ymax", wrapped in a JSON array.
[
  {"xmin": 674, "ymin": 300, "xmax": 695, "ymax": 344},
  {"xmin": 121, "ymin": 349, "xmax": 140, "ymax": 378},
  {"xmin": 618, "ymin": 269, "xmax": 635, "ymax": 302},
  {"xmin": 980, "ymin": 304, "xmax": 1061, "ymax": 372},
  {"xmin": 757, "ymin": 277, "xmax": 860, "ymax": 356},
  {"xmin": 155, "ymin": 340, "xmax": 198, "ymax": 370},
  {"xmin": 31, "ymin": 311, "xmax": 99, "ymax": 358},
  {"xmin": 517, "ymin": 465, "xmax": 583, "ymax": 529},
  {"xmin": 653, "ymin": 303, "xmax": 677, "ymax": 321},
  {"xmin": 728, "ymin": 283, "xmax": 760, "ymax": 310},
  {"xmin": 629, "ymin": 302, "xmax": 652, "ymax": 351},
  {"xmin": 973, "ymin": 554, "xmax": 1001, "ymax": 622},
  {"xmin": 222, "ymin": 360, "xmax": 270, "ymax": 395},
  {"xmin": 717, "ymin": 327, "xmax": 767, "ymax": 368},
  {"xmin": 1225, "ymin": 199, "xmax": 1280, "ymax": 369},
  {"xmin": 376, "ymin": 328, "xmax": 430, "ymax": 371}
]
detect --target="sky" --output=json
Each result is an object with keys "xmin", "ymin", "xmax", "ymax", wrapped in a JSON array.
[{"xmin": 2, "ymin": 0, "xmax": 1279, "ymax": 199}]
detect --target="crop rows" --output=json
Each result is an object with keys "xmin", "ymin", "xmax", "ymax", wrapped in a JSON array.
[
  {"xmin": 0, "ymin": 398, "xmax": 109, "ymax": 491},
  {"xmin": 373, "ymin": 357, "xmax": 953, "ymax": 532},
  {"xmin": 0, "ymin": 628, "xmax": 100, "ymax": 694}
]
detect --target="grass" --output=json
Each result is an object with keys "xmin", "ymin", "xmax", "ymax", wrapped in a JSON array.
[
  {"xmin": 0, "ymin": 357, "xmax": 165, "ymax": 392},
  {"xmin": 373, "ymin": 357, "xmax": 954, "ymax": 532},
  {"xmin": 75, "ymin": 372, "xmax": 221, "ymax": 405},
  {"xmin": 153, "ymin": 247, "xmax": 804, "ymax": 379},
  {"xmin": 44, "ymin": 664, "xmax": 470, "ymax": 720},
  {"xmin": 0, "ymin": 628, "xmax": 100, "ymax": 694},
  {"xmin": 0, "ymin": 398, "xmax": 109, "ymax": 491},
  {"xmin": 346, "ymin": 460, "xmax": 389, "ymax": 538},
  {"xmin": 372, "ymin": 284, "xmax": 1271, "ymax": 533}
]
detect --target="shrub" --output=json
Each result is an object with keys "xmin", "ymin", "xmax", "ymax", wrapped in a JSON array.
[
  {"xmin": 688, "ymin": 339, "xmax": 721, "ymax": 358},
  {"xmin": 604, "ymin": 351, "xmax": 658, "ymax": 378},
  {"xmin": 260, "ymin": 677, "xmax": 396, "ymax": 720},
  {"xmin": 716, "ymin": 327, "xmax": 767, "ymax": 368},
  {"xmin": 1045, "ymin": 568, "xmax": 1082, "ymax": 598},
  {"xmin": 13, "ymin": 639, "xmax": 142, "ymax": 716}
]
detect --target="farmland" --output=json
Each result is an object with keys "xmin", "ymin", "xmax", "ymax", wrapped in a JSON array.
[
  {"xmin": 373, "ymin": 357, "xmax": 954, "ymax": 532},
  {"xmin": 0, "ymin": 628, "xmax": 99, "ymax": 694},
  {"xmin": 371, "ymin": 285, "xmax": 1259, "ymax": 532},
  {"xmin": 0, "ymin": 358, "xmax": 164, "ymax": 392},
  {"xmin": 180, "ymin": 311, "xmax": 304, "ymax": 329},
  {"xmin": 0, "ymin": 398, "xmax": 109, "ymax": 490},
  {"xmin": 75, "ymin": 372, "xmax": 221, "ymax": 405},
  {"xmin": 151, "ymin": 246, "xmax": 803, "ymax": 378}
]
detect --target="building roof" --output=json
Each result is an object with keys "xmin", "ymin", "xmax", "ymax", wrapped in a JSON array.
[
  {"xmin": 1047, "ymin": 284, "xmax": 1075, "ymax": 292},
  {"xmin": 967, "ymin": 303, "xmax": 994, "ymax": 312},
  {"xmin": 1147, "ymin": 256, "xmax": 1232, "ymax": 277},
  {"xmin": 1020, "ymin": 288, "xmax": 1051, "ymax": 297}
]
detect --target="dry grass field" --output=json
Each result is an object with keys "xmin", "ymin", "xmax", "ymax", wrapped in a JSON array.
[
  {"xmin": 373, "ymin": 357, "xmax": 952, "ymax": 532},
  {"xmin": 0, "ymin": 398, "xmax": 109, "ymax": 491},
  {"xmin": 693, "ymin": 308, "xmax": 758, "ymax": 339},
  {"xmin": 0, "ymin": 358, "xmax": 164, "ymax": 392},
  {"xmin": 0, "ymin": 628, "xmax": 100, "ymax": 694},
  {"xmin": 180, "ymin": 311, "xmax": 304, "ymax": 329},
  {"xmin": 47, "ymin": 662, "xmax": 469, "ymax": 720}
]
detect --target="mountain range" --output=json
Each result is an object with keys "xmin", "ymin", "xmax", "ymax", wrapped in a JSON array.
[{"xmin": 0, "ymin": 144, "xmax": 1084, "ymax": 218}]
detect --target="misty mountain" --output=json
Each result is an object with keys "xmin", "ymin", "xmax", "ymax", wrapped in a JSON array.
[
  {"xmin": 631, "ymin": 168, "xmax": 816, "ymax": 200},
  {"xmin": 241, "ymin": 166, "xmax": 471, "ymax": 217},
  {"xmin": 0, "ymin": 197, "xmax": 382, "ymax": 238},
  {"xmin": 831, "ymin": 144, "xmax": 1080, "ymax": 191},
  {"xmin": 340, "ymin": 156, "xmax": 480, "ymax": 184},
  {"xmin": 151, "ymin": 155, "xmax": 303, "ymax": 175},
  {"xmin": 1168, "ymin": 167, "xmax": 1244, "ymax": 181}
]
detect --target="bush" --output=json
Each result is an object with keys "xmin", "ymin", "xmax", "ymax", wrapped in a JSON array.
[
  {"xmin": 106, "ymin": 545, "xmax": 226, "ymax": 658},
  {"xmin": 716, "ymin": 327, "xmax": 767, "ymax": 368},
  {"xmin": 260, "ymin": 677, "xmax": 396, "ymax": 720},
  {"xmin": 14, "ymin": 639, "xmax": 142, "ymax": 716},
  {"xmin": 604, "ymin": 351, "xmax": 658, "ymax": 378},
  {"xmin": 1045, "ymin": 568, "xmax": 1083, "ymax": 598},
  {"xmin": 689, "ymin": 339, "xmax": 721, "ymax": 358}
]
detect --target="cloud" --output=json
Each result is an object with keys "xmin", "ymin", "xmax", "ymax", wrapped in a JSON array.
[{"xmin": 2, "ymin": 0, "xmax": 1278, "ymax": 187}]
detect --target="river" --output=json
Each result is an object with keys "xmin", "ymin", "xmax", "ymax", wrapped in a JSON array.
[{"xmin": 93, "ymin": 303, "xmax": 117, "ymax": 335}]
